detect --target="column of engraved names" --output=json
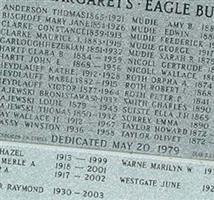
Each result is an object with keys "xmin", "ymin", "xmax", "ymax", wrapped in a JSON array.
[
  {"xmin": 157, "ymin": 18, "xmax": 209, "ymax": 157},
  {"xmin": 121, "ymin": 16, "xmax": 158, "ymax": 153},
  {"xmin": 35, "ymin": 8, "xmax": 89, "ymax": 138},
  {"xmin": 119, "ymin": 157, "xmax": 214, "ymax": 195},
  {"xmin": 29, "ymin": 8, "xmax": 106, "ymax": 136},
  {"xmin": 0, "ymin": 4, "xmax": 47, "ymax": 141},
  {"xmin": 0, "ymin": 146, "xmax": 45, "ymax": 194}
]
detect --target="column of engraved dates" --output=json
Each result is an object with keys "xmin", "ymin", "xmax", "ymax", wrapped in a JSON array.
[
  {"xmin": 196, "ymin": 23, "xmax": 214, "ymax": 157},
  {"xmin": 75, "ymin": 13, "xmax": 126, "ymax": 139},
  {"xmin": 94, "ymin": 14, "xmax": 125, "ymax": 138},
  {"xmin": 53, "ymin": 152, "xmax": 108, "ymax": 199}
]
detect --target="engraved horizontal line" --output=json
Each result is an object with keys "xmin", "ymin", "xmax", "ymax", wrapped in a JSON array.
[
  {"xmin": 75, "ymin": 166, "xmax": 84, "ymax": 169},
  {"xmin": 75, "ymin": 157, "xmax": 86, "ymax": 161},
  {"xmin": 74, "ymin": 192, "xmax": 80, "ymax": 195}
]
